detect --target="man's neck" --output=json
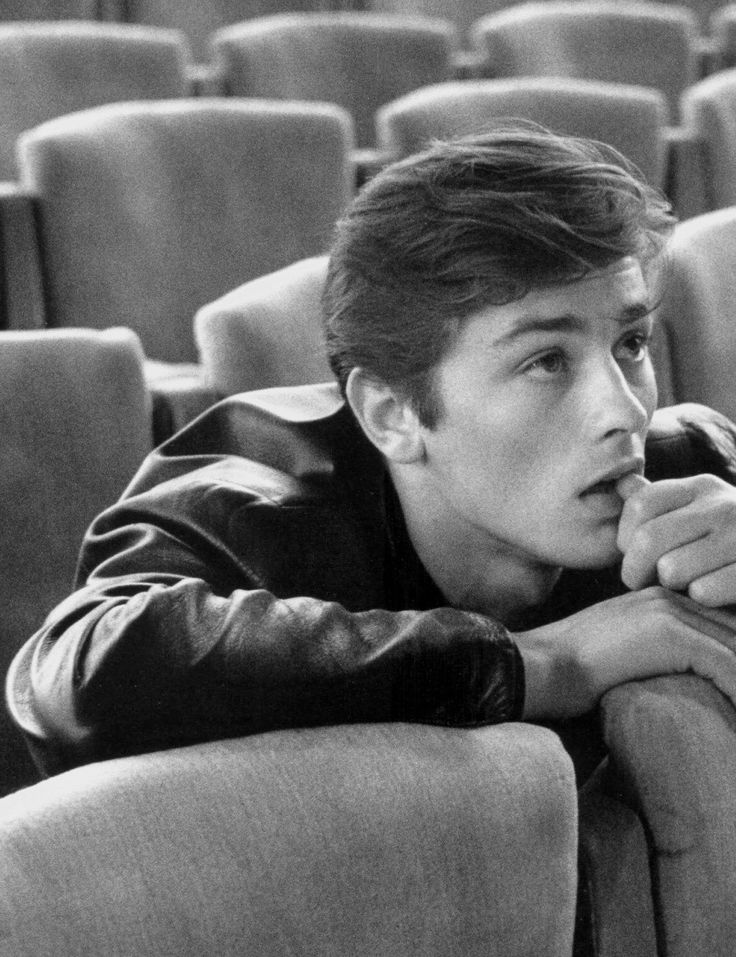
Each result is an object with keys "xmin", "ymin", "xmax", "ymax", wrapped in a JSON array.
[{"xmin": 388, "ymin": 463, "xmax": 561, "ymax": 627}]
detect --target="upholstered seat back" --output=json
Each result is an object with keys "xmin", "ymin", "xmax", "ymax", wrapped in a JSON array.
[
  {"xmin": 681, "ymin": 69, "xmax": 736, "ymax": 211},
  {"xmin": 0, "ymin": 723, "xmax": 578, "ymax": 956},
  {"xmin": 471, "ymin": 1, "xmax": 699, "ymax": 121},
  {"xmin": 17, "ymin": 98, "xmax": 354, "ymax": 364},
  {"xmin": 0, "ymin": 328, "xmax": 151, "ymax": 795},
  {"xmin": 376, "ymin": 77, "xmax": 670, "ymax": 188},
  {"xmin": 0, "ymin": 22, "xmax": 190, "ymax": 179},
  {"xmin": 195, "ymin": 255, "xmax": 331, "ymax": 396},
  {"xmin": 652, "ymin": 206, "xmax": 736, "ymax": 420},
  {"xmin": 210, "ymin": 13, "xmax": 457, "ymax": 148}
]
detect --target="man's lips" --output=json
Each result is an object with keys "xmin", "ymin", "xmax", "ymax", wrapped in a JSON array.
[
  {"xmin": 615, "ymin": 471, "xmax": 650, "ymax": 500},
  {"xmin": 580, "ymin": 462, "xmax": 645, "ymax": 497}
]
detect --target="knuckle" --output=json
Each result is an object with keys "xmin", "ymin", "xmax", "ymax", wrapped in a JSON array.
[{"xmin": 657, "ymin": 555, "xmax": 685, "ymax": 590}]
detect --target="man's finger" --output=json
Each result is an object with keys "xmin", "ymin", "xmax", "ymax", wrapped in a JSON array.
[{"xmin": 616, "ymin": 472, "xmax": 650, "ymax": 501}]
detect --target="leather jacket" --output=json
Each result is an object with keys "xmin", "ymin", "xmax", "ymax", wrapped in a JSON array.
[{"xmin": 9, "ymin": 383, "xmax": 736, "ymax": 774}]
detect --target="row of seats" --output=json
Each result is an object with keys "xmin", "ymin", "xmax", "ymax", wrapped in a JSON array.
[
  {"xmin": 0, "ymin": 85, "xmax": 734, "ymax": 440},
  {"xmin": 4, "ymin": 0, "xmax": 736, "ymax": 56},
  {"xmin": 2, "ymin": 12, "xmax": 736, "ymax": 203}
]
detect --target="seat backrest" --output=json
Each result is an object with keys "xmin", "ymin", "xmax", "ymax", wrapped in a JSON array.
[
  {"xmin": 195, "ymin": 255, "xmax": 332, "ymax": 396},
  {"xmin": 119, "ymin": 0, "xmax": 323, "ymax": 62},
  {"xmin": 0, "ymin": 0, "xmax": 99, "ymax": 18},
  {"xmin": 365, "ymin": 0, "xmax": 523, "ymax": 44},
  {"xmin": 17, "ymin": 98, "xmax": 354, "ymax": 364},
  {"xmin": 470, "ymin": 1, "xmax": 699, "ymax": 121},
  {"xmin": 0, "ymin": 722, "xmax": 577, "ymax": 956},
  {"xmin": 652, "ymin": 206, "xmax": 736, "ymax": 420},
  {"xmin": 710, "ymin": 5, "xmax": 736, "ymax": 69},
  {"xmin": 680, "ymin": 68, "xmax": 736, "ymax": 211},
  {"xmin": 376, "ymin": 77, "xmax": 670, "ymax": 189},
  {"xmin": 0, "ymin": 22, "xmax": 191, "ymax": 179},
  {"xmin": 210, "ymin": 13, "xmax": 457, "ymax": 148},
  {"xmin": 0, "ymin": 327, "xmax": 151, "ymax": 795}
]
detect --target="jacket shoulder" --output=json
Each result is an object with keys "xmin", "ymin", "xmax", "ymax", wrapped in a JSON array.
[{"xmin": 646, "ymin": 403, "xmax": 736, "ymax": 483}]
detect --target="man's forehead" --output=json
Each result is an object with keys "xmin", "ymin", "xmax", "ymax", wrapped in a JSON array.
[{"xmin": 459, "ymin": 257, "xmax": 654, "ymax": 348}]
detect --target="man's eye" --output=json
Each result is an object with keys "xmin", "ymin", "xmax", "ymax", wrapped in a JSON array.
[
  {"xmin": 524, "ymin": 351, "xmax": 566, "ymax": 377},
  {"xmin": 617, "ymin": 333, "xmax": 651, "ymax": 361}
]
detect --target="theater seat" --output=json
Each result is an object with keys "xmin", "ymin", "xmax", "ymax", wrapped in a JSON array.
[
  {"xmin": 208, "ymin": 12, "xmax": 458, "ymax": 176},
  {"xmin": 0, "ymin": 328, "xmax": 151, "ymax": 795},
  {"xmin": 0, "ymin": 722, "xmax": 578, "ymax": 956},
  {"xmin": 118, "ymin": 0, "xmax": 326, "ymax": 64},
  {"xmin": 0, "ymin": 0, "xmax": 98, "ymax": 19},
  {"xmin": 4, "ymin": 98, "xmax": 354, "ymax": 439},
  {"xmin": 470, "ymin": 0, "xmax": 700, "ymax": 122},
  {"xmin": 195, "ymin": 255, "xmax": 331, "ymax": 397},
  {"xmin": 0, "ymin": 21, "xmax": 193, "ymax": 180},
  {"xmin": 680, "ymin": 68, "xmax": 736, "ymax": 211},
  {"xmin": 651, "ymin": 205, "xmax": 736, "ymax": 420},
  {"xmin": 376, "ymin": 77, "xmax": 671, "ymax": 192}
]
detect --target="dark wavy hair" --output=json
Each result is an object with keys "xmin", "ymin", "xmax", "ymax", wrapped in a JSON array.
[{"xmin": 322, "ymin": 125, "xmax": 675, "ymax": 427}]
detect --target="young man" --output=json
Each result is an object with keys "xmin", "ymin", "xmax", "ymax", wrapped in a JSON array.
[{"xmin": 9, "ymin": 127, "xmax": 736, "ymax": 776}]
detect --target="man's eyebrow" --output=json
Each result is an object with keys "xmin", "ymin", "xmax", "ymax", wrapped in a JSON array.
[{"xmin": 494, "ymin": 302, "xmax": 654, "ymax": 345}]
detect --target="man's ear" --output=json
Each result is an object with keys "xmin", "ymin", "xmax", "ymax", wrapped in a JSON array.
[{"xmin": 345, "ymin": 368, "xmax": 425, "ymax": 464}]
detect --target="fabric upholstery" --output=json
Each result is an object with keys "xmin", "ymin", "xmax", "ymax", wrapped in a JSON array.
[
  {"xmin": 209, "ymin": 13, "xmax": 457, "ymax": 149},
  {"xmin": 652, "ymin": 207, "xmax": 736, "ymax": 420},
  {"xmin": 120, "ymin": 0, "xmax": 325, "ymax": 62},
  {"xmin": 0, "ymin": 723, "xmax": 577, "ymax": 957},
  {"xmin": 365, "ymin": 0, "xmax": 518, "ymax": 44},
  {"xmin": 470, "ymin": 1, "xmax": 700, "ymax": 121},
  {"xmin": 17, "ymin": 98, "xmax": 354, "ymax": 365},
  {"xmin": 0, "ymin": 328, "xmax": 151, "ymax": 795},
  {"xmin": 601, "ymin": 675, "xmax": 736, "ymax": 957},
  {"xmin": 577, "ymin": 767, "xmax": 657, "ymax": 957},
  {"xmin": 376, "ymin": 76, "xmax": 670, "ymax": 189},
  {"xmin": 195, "ymin": 255, "xmax": 331, "ymax": 396},
  {"xmin": 710, "ymin": 6, "xmax": 736, "ymax": 69},
  {"xmin": 681, "ymin": 68, "xmax": 736, "ymax": 210},
  {"xmin": 0, "ymin": 22, "xmax": 191, "ymax": 179},
  {"xmin": 0, "ymin": 0, "xmax": 98, "ymax": 19}
]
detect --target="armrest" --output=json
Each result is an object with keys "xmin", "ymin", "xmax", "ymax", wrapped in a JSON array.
[
  {"xmin": 0, "ymin": 723, "xmax": 578, "ymax": 957},
  {"xmin": 601, "ymin": 675, "xmax": 736, "ymax": 957},
  {"xmin": 0, "ymin": 183, "xmax": 45, "ymax": 331}
]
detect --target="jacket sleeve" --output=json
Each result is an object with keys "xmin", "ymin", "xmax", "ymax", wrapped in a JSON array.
[{"xmin": 14, "ymin": 471, "xmax": 524, "ymax": 772}]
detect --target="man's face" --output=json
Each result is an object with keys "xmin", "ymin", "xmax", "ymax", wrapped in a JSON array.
[{"xmin": 418, "ymin": 257, "xmax": 658, "ymax": 571}]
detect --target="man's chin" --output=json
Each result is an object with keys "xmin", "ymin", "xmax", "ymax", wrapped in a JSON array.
[{"xmin": 557, "ymin": 532, "xmax": 622, "ymax": 571}]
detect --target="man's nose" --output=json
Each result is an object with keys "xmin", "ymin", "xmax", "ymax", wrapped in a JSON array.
[{"xmin": 585, "ymin": 359, "xmax": 651, "ymax": 439}]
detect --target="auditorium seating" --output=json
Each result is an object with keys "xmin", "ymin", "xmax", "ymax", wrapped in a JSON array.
[
  {"xmin": 470, "ymin": 1, "xmax": 701, "ymax": 122},
  {"xmin": 680, "ymin": 67, "xmax": 736, "ymax": 210},
  {"xmin": 711, "ymin": 3, "xmax": 736, "ymax": 67},
  {"xmin": 652, "ymin": 206, "xmax": 736, "ymax": 420},
  {"xmin": 0, "ymin": 722, "xmax": 579, "ymax": 956},
  {"xmin": 0, "ymin": 327, "xmax": 152, "ymax": 796},
  {"xmin": 116, "ymin": 0, "xmax": 330, "ymax": 63},
  {"xmin": 0, "ymin": 21, "xmax": 193, "ymax": 180},
  {"xmin": 376, "ymin": 77, "xmax": 671, "ymax": 190},
  {"xmin": 2, "ymin": 97, "xmax": 354, "ymax": 438},
  {"xmin": 0, "ymin": 0, "xmax": 101, "ymax": 19},
  {"xmin": 207, "ymin": 12, "xmax": 458, "ymax": 173},
  {"xmin": 195, "ymin": 255, "xmax": 331, "ymax": 397}
]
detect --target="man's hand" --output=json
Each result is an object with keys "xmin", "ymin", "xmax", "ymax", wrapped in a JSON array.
[
  {"xmin": 514, "ymin": 587, "xmax": 736, "ymax": 720},
  {"xmin": 616, "ymin": 472, "xmax": 736, "ymax": 606}
]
